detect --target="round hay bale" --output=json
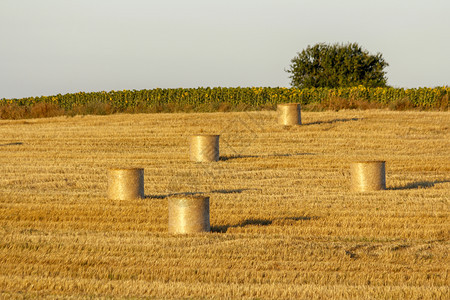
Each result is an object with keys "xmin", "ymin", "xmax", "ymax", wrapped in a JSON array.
[
  {"xmin": 277, "ymin": 103, "xmax": 301, "ymax": 126},
  {"xmin": 350, "ymin": 161, "xmax": 386, "ymax": 192},
  {"xmin": 107, "ymin": 168, "xmax": 144, "ymax": 200},
  {"xmin": 190, "ymin": 135, "xmax": 219, "ymax": 162},
  {"xmin": 168, "ymin": 195, "xmax": 210, "ymax": 234}
]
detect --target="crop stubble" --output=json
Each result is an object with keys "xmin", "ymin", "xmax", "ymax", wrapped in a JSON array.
[{"xmin": 0, "ymin": 110, "xmax": 449, "ymax": 299}]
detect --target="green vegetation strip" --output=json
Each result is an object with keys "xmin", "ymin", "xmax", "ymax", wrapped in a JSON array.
[{"xmin": 1, "ymin": 86, "xmax": 449, "ymax": 113}]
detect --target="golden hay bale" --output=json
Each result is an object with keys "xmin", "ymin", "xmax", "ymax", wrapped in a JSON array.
[
  {"xmin": 190, "ymin": 135, "xmax": 220, "ymax": 162},
  {"xmin": 277, "ymin": 103, "xmax": 302, "ymax": 126},
  {"xmin": 350, "ymin": 161, "xmax": 386, "ymax": 192},
  {"xmin": 168, "ymin": 195, "xmax": 210, "ymax": 234},
  {"xmin": 107, "ymin": 168, "xmax": 144, "ymax": 200}
]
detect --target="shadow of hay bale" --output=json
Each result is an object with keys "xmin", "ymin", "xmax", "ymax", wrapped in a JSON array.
[
  {"xmin": 0, "ymin": 142, "xmax": 23, "ymax": 146},
  {"xmin": 219, "ymin": 152, "xmax": 315, "ymax": 161},
  {"xmin": 303, "ymin": 118, "xmax": 360, "ymax": 126},
  {"xmin": 211, "ymin": 216, "xmax": 319, "ymax": 233},
  {"xmin": 389, "ymin": 180, "xmax": 450, "ymax": 190}
]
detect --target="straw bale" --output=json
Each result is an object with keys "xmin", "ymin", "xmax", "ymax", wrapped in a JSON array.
[
  {"xmin": 190, "ymin": 135, "xmax": 219, "ymax": 162},
  {"xmin": 107, "ymin": 168, "xmax": 144, "ymax": 200},
  {"xmin": 351, "ymin": 161, "xmax": 386, "ymax": 192},
  {"xmin": 277, "ymin": 103, "xmax": 301, "ymax": 126},
  {"xmin": 168, "ymin": 195, "xmax": 210, "ymax": 233}
]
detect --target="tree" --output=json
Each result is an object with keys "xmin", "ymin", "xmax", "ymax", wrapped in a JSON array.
[{"xmin": 286, "ymin": 43, "xmax": 389, "ymax": 88}]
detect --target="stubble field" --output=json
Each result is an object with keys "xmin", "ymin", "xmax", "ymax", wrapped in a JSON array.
[{"xmin": 0, "ymin": 110, "xmax": 449, "ymax": 299}]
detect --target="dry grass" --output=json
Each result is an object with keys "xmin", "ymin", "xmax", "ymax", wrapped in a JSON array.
[{"xmin": 0, "ymin": 110, "xmax": 449, "ymax": 299}]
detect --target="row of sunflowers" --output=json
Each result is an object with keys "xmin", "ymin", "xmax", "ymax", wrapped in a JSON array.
[{"xmin": 1, "ymin": 86, "xmax": 448, "ymax": 110}]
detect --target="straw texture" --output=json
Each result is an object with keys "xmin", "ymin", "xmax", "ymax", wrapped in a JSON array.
[
  {"xmin": 277, "ymin": 103, "xmax": 302, "ymax": 126},
  {"xmin": 107, "ymin": 168, "xmax": 144, "ymax": 200},
  {"xmin": 168, "ymin": 195, "xmax": 210, "ymax": 234},
  {"xmin": 351, "ymin": 161, "xmax": 386, "ymax": 192},
  {"xmin": 190, "ymin": 135, "xmax": 219, "ymax": 162}
]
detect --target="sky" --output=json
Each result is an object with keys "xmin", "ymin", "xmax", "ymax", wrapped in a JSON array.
[{"xmin": 1, "ymin": 0, "xmax": 449, "ymax": 99}]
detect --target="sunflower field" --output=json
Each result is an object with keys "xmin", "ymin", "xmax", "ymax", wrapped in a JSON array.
[{"xmin": 1, "ymin": 86, "xmax": 448, "ymax": 112}]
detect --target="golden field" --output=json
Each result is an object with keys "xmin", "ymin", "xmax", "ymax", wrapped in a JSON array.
[{"xmin": 0, "ymin": 110, "xmax": 449, "ymax": 299}]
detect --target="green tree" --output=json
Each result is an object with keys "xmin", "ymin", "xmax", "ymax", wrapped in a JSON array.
[{"xmin": 287, "ymin": 43, "xmax": 389, "ymax": 88}]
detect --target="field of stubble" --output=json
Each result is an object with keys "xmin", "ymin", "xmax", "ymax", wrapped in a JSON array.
[{"xmin": 0, "ymin": 110, "xmax": 449, "ymax": 299}]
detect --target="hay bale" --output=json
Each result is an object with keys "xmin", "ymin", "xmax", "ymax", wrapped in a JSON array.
[
  {"xmin": 107, "ymin": 168, "xmax": 144, "ymax": 200},
  {"xmin": 277, "ymin": 103, "xmax": 301, "ymax": 126},
  {"xmin": 350, "ymin": 161, "xmax": 386, "ymax": 192},
  {"xmin": 190, "ymin": 135, "xmax": 219, "ymax": 162},
  {"xmin": 168, "ymin": 195, "xmax": 210, "ymax": 234}
]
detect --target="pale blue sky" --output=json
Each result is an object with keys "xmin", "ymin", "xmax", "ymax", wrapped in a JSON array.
[{"xmin": 1, "ymin": 0, "xmax": 449, "ymax": 99}]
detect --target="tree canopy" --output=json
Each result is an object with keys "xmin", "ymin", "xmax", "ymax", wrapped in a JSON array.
[{"xmin": 287, "ymin": 43, "xmax": 389, "ymax": 88}]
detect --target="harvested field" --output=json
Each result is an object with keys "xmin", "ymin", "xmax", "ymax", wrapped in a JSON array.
[{"xmin": 0, "ymin": 110, "xmax": 449, "ymax": 299}]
